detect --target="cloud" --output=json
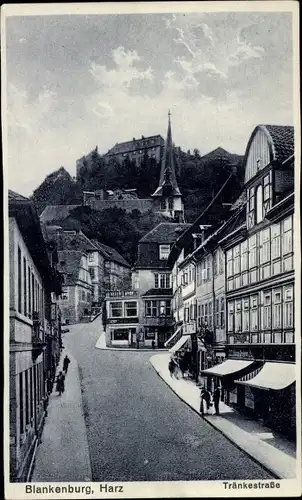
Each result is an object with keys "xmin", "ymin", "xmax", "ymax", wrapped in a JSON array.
[{"xmin": 89, "ymin": 46, "xmax": 154, "ymax": 91}]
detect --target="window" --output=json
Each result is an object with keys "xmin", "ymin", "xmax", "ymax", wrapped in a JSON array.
[
  {"xmin": 282, "ymin": 216, "xmax": 293, "ymax": 255},
  {"xmin": 228, "ymin": 302, "xmax": 234, "ymax": 333},
  {"xmin": 250, "ymin": 295, "xmax": 258, "ymax": 331},
  {"xmin": 110, "ymin": 301, "xmax": 123, "ymax": 317},
  {"xmin": 262, "ymin": 292, "xmax": 271, "ymax": 330},
  {"xmin": 204, "ymin": 303, "xmax": 208, "ymax": 325},
  {"xmin": 213, "ymin": 251, "xmax": 218, "ymax": 276},
  {"xmin": 145, "ymin": 300, "xmax": 158, "ymax": 317},
  {"xmin": 227, "ymin": 249, "xmax": 233, "ymax": 277},
  {"xmin": 271, "ymin": 223, "xmax": 281, "ymax": 260},
  {"xmin": 133, "ymin": 275, "xmax": 139, "ymax": 289},
  {"xmin": 215, "ymin": 299, "xmax": 220, "ymax": 327},
  {"xmin": 249, "ymin": 235, "xmax": 257, "ymax": 269},
  {"xmin": 242, "ymin": 298, "xmax": 249, "ymax": 332},
  {"xmin": 18, "ymin": 247, "xmax": 22, "ymax": 313},
  {"xmin": 256, "ymin": 184, "xmax": 263, "ymax": 223},
  {"xmin": 125, "ymin": 301, "xmax": 137, "ymax": 317},
  {"xmin": 272, "ymin": 289, "xmax": 282, "ymax": 329},
  {"xmin": 154, "ymin": 273, "xmax": 171, "ymax": 289},
  {"xmin": 263, "ymin": 173, "xmax": 272, "ymax": 214},
  {"xmin": 113, "ymin": 329, "xmax": 129, "ymax": 341},
  {"xmin": 247, "ymin": 187, "xmax": 255, "ymax": 228},
  {"xmin": 233, "ymin": 245, "xmax": 240, "ymax": 275},
  {"xmin": 61, "ymin": 287, "xmax": 69, "ymax": 300},
  {"xmin": 31, "ymin": 273, "xmax": 34, "ymax": 318},
  {"xmin": 260, "ymin": 229, "xmax": 270, "ymax": 264},
  {"xmin": 208, "ymin": 301, "xmax": 212, "ymax": 328},
  {"xmin": 207, "ymin": 255, "xmax": 212, "ymax": 281},
  {"xmin": 220, "ymin": 298, "xmax": 225, "ymax": 328},
  {"xmin": 88, "ymin": 253, "xmax": 94, "ymax": 262},
  {"xmin": 82, "ymin": 290, "xmax": 86, "ymax": 301},
  {"xmin": 219, "ymin": 248, "xmax": 224, "ymax": 275},
  {"xmin": 241, "ymin": 241, "xmax": 248, "ymax": 272},
  {"xmin": 23, "ymin": 258, "xmax": 27, "ymax": 316},
  {"xmin": 283, "ymin": 285, "xmax": 294, "ymax": 328},
  {"xmin": 159, "ymin": 245, "xmax": 170, "ymax": 260},
  {"xmin": 19, "ymin": 372, "xmax": 24, "ymax": 435},
  {"xmin": 25, "ymin": 370, "xmax": 29, "ymax": 426},
  {"xmin": 89, "ymin": 267, "xmax": 96, "ymax": 280},
  {"xmin": 235, "ymin": 300, "xmax": 241, "ymax": 332},
  {"xmin": 160, "ymin": 200, "xmax": 166, "ymax": 210},
  {"xmin": 168, "ymin": 198, "xmax": 174, "ymax": 210},
  {"xmin": 165, "ymin": 300, "xmax": 171, "ymax": 316}
]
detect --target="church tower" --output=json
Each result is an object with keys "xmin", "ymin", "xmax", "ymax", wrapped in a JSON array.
[{"xmin": 152, "ymin": 111, "xmax": 184, "ymax": 222}]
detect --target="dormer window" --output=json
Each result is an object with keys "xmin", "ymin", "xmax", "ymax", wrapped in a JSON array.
[{"xmin": 159, "ymin": 244, "xmax": 170, "ymax": 260}]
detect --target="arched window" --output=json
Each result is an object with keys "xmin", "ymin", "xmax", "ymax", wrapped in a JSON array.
[
  {"xmin": 256, "ymin": 184, "xmax": 263, "ymax": 223},
  {"xmin": 168, "ymin": 197, "xmax": 174, "ymax": 210}
]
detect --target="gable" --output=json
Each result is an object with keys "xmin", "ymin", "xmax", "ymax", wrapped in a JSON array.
[{"xmin": 245, "ymin": 128, "xmax": 271, "ymax": 183}]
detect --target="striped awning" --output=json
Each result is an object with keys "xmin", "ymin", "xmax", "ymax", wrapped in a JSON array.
[
  {"xmin": 169, "ymin": 335, "xmax": 190, "ymax": 353},
  {"xmin": 235, "ymin": 362, "xmax": 296, "ymax": 391},
  {"xmin": 201, "ymin": 359, "xmax": 254, "ymax": 377}
]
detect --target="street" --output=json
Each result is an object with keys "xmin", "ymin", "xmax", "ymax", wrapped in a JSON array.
[{"xmin": 63, "ymin": 326, "xmax": 273, "ymax": 482}]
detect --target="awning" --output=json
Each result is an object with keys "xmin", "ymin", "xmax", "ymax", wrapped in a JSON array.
[
  {"xmin": 169, "ymin": 335, "xmax": 190, "ymax": 353},
  {"xmin": 164, "ymin": 327, "xmax": 181, "ymax": 348},
  {"xmin": 235, "ymin": 362, "xmax": 296, "ymax": 391},
  {"xmin": 201, "ymin": 359, "xmax": 254, "ymax": 377}
]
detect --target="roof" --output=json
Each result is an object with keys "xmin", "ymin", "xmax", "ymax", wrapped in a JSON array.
[
  {"xmin": 106, "ymin": 134, "xmax": 164, "ymax": 155},
  {"xmin": 56, "ymin": 231, "xmax": 98, "ymax": 253},
  {"xmin": 40, "ymin": 205, "xmax": 80, "ymax": 223},
  {"xmin": 264, "ymin": 125, "xmax": 294, "ymax": 163},
  {"xmin": 8, "ymin": 189, "xmax": 29, "ymax": 201},
  {"xmin": 87, "ymin": 198, "xmax": 154, "ymax": 213},
  {"xmin": 57, "ymin": 250, "xmax": 84, "ymax": 286},
  {"xmin": 230, "ymin": 190, "xmax": 247, "ymax": 211},
  {"xmin": 139, "ymin": 223, "xmax": 190, "ymax": 244},
  {"xmin": 244, "ymin": 125, "xmax": 294, "ymax": 168},
  {"xmin": 142, "ymin": 288, "xmax": 173, "ymax": 297},
  {"xmin": 152, "ymin": 114, "xmax": 181, "ymax": 197},
  {"xmin": 9, "ymin": 191, "xmax": 55, "ymax": 290},
  {"xmin": 91, "ymin": 240, "xmax": 131, "ymax": 268}
]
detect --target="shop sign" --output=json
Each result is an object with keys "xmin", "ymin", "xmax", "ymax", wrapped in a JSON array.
[
  {"xmin": 107, "ymin": 317, "xmax": 139, "ymax": 324},
  {"xmin": 183, "ymin": 321, "xmax": 196, "ymax": 335}
]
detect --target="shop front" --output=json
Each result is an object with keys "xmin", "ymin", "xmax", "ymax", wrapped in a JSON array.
[
  {"xmin": 201, "ymin": 359, "xmax": 260, "ymax": 402},
  {"xmin": 235, "ymin": 361, "xmax": 296, "ymax": 438}
]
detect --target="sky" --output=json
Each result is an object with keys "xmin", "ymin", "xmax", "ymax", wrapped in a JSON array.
[{"xmin": 4, "ymin": 9, "xmax": 294, "ymax": 196}]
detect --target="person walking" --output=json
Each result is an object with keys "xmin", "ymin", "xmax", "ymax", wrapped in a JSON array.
[
  {"xmin": 55, "ymin": 371, "xmax": 65, "ymax": 396},
  {"xmin": 200, "ymin": 388, "xmax": 211, "ymax": 416},
  {"xmin": 63, "ymin": 355, "xmax": 71, "ymax": 374},
  {"xmin": 168, "ymin": 356, "xmax": 178, "ymax": 379},
  {"xmin": 213, "ymin": 384, "xmax": 221, "ymax": 415}
]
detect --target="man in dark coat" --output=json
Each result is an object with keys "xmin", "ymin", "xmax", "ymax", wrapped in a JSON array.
[
  {"xmin": 213, "ymin": 384, "xmax": 221, "ymax": 415},
  {"xmin": 200, "ymin": 388, "xmax": 211, "ymax": 415},
  {"xmin": 63, "ymin": 355, "xmax": 71, "ymax": 374}
]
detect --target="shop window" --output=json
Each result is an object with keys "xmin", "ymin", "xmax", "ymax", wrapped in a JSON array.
[
  {"xmin": 19, "ymin": 372, "xmax": 24, "ymax": 436},
  {"xmin": 113, "ymin": 329, "xmax": 128, "ymax": 341},
  {"xmin": 110, "ymin": 301, "xmax": 123, "ymax": 317}
]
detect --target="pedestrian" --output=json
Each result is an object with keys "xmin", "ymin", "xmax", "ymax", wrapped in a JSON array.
[
  {"xmin": 200, "ymin": 388, "xmax": 212, "ymax": 416},
  {"xmin": 151, "ymin": 340, "xmax": 155, "ymax": 349},
  {"xmin": 55, "ymin": 371, "xmax": 65, "ymax": 396},
  {"xmin": 168, "ymin": 356, "xmax": 178, "ymax": 379},
  {"xmin": 63, "ymin": 355, "xmax": 71, "ymax": 374},
  {"xmin": 213, "ymin": 384, "xmax": 221, "ymax": 415}
]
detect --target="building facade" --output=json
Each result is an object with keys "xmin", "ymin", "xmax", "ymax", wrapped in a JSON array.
[
  {"xmin": 202, "ymin": 125, "xmax": 296, "ymax": 438},
  {"xmin": 9, "ymin": 191, "xmax": 62, "ymax": 482},
  {"xmin": 105, "ymin": 290, "xmax": 139, "ymax": 347},
  {"xmin": 105, "ymin": 134, "xmax": 164, "ymax": 165}
]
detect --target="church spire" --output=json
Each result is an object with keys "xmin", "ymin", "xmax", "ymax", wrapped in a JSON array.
[
  {"xmin": 151, "ymin": 111, "xmax": 184, "ymax": 222},
  {"xmin": 152, "ymin": 110, "xmax": 181, "ymax": 197}
]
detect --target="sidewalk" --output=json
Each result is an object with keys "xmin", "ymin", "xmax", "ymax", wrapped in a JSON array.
[
  {"xmin": 150, "ymin": 353, "xmax": 297, "ymax": 480},
  {"xmin": 95, "ymin": 332, "xmax": 167, "ymax": 352},
  {"xmin": 31, "ymin": 354, "xmax": 92, "ymax": 482}
]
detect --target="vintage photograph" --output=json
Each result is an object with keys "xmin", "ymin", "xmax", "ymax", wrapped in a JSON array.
[{"xmin": 2, "ymin": 2, "xmax": 300, "ymax": 498}]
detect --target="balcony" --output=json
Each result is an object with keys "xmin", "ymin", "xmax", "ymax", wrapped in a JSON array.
[{"xmin": 106, "ymin": 290, "xmax": 138, "ymax": 299}]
